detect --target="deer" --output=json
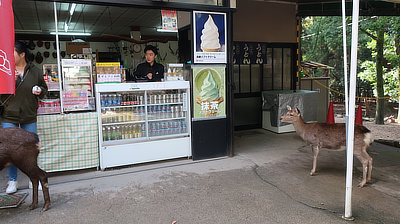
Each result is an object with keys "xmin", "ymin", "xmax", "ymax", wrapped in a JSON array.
[
  {"xmin": 0, "ymin": 127, "xmax": 50, "ymax": 211},
  {"xmin": 280, "ymin": 106, "xmax": 374, "ymax": 188}
]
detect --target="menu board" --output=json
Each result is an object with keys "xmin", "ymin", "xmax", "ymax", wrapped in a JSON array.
[{"xmin": 96, "ymin": 62, "xmax": 121, "ymax": 83}]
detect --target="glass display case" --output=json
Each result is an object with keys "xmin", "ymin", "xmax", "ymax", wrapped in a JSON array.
[
  {"xmin": 95, "ymin": 81, "xmax": 191, "ymax": 170},
  {"xmin": 38, "ymin": 64, "xmax": 61, "ymax": 115},
  {"xmin": 61, "ymin": 59, "xmax": 94, "ymax": 112}
]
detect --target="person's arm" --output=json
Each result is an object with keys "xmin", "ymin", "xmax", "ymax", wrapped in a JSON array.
[
  {"xmin": 132, "ymin": 63, "xmax": 147, "ymax": 80},
  {"xmin": 37, "ymin": 73, "xmax": 48, "ymax": 99}
]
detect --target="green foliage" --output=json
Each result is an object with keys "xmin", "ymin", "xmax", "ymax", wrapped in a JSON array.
[{"xmin": 302, "ymin": 16, "xmax": 400, "ymax": 103}]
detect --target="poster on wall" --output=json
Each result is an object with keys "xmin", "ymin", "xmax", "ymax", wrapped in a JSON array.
[
  {"xmin": 0, "ymin": 0, "xmax": 15, "ymax": 94},
  {"xmin": 161, "ymin": 9, "xmax": 177, "ymax": 31},
  {"xmin": 192, "ymin": 66, "xmax": 226, "ymax": 120},
  {"xmin": 193, "ymin": 11, "xmax": 227, "ymax": 64}
]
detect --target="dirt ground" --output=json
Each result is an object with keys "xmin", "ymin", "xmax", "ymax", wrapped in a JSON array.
[{"xmin": 333, "ymin": 102, "xmax": 400, "ymax": 140}]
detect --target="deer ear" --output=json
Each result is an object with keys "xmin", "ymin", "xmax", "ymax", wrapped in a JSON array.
[
  {"xmin": 296, "ymin": 108, "xmax": 300, "ymax": 114},
  {"xmin": 287, "ymin": 105, "xmax": 292, "ymax": 111}
]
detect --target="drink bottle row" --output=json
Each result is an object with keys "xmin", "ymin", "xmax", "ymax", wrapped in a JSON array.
[
  {"xmin": 102, "ymin": 120, "xmax": 188, "ymax": 141},
  {"xmin": 101, "ymin": 105, "xmax": 185, "ymax": 124},
  {"xmin": 100, "ymin": 92, "xmax": 185, "ymax": 107},
  {"xmin": 100, "ymin": 93, "xmax": 143, "ymax": 107}
]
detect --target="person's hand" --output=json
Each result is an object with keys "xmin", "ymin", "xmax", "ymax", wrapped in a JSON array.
[
  {"xmin": 32, "ymin": 86, "xmax": 42, "ymax": 95},
  {"xmin": 147, "ymin": 73, "xmax": 153, "ymax": 80}
]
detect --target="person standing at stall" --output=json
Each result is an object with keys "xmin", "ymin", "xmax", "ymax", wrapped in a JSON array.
[
  {"xmin": 0, "ymin": 41, "xmax": 48, "ymax": 194},
  {"xmin": 131, "ymin": 45, "xmax": 164, "ymax": 82}
]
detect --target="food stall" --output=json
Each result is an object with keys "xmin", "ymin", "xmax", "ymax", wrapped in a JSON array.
[{"xmin": 11, "ymin": 0, "xmax": 235, "ymax": 172}]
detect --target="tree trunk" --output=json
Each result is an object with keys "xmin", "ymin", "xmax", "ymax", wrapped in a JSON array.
[
  {"xmin": 375, "ymin": 29, "xmax": 385, "ymax": 124},
  {"xmin": 396, "ymin": 34, "xmax": 400, "ymax": 123}
]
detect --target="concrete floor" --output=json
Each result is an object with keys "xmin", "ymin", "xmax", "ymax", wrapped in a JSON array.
[{"xmin": 1, "ymin": 129, "xmax": 400, "ymax": 223}]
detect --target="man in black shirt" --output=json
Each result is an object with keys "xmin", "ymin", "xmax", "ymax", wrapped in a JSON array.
[{"xmin": 132, "ymin": 45, "xmax": 164, "ymax": 82}]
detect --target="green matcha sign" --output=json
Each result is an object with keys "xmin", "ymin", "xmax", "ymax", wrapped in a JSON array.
[{"xmin": 193, "ymin": 66, "xmax": 226, "ymax": 119}]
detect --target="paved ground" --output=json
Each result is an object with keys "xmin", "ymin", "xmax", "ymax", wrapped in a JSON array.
[{"xmin": 1, "ymin": 129, "xmax": 400, "ymax": 224}]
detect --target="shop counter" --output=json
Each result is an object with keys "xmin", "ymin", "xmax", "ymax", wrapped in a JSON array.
[{"xmin": 37, "ymin": 112, "xmax": 99, "ymax": 172}]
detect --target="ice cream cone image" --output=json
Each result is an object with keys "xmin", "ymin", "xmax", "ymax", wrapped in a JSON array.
[
  {"xmin": 196, "ymin": 70, "xmax": 223, "ymax": 116},
  {"xmin": 201, "ymin": 47, "xmax": 220, "ymax": 52},
  {"xmin": 200, "ymin": 15, "xmax": 221, "ymax": 53}
]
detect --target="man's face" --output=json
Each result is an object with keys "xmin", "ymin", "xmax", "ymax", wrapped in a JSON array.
[{"xmin": 145, "ymin": 50, "xmax": 157, "ymax": 65}]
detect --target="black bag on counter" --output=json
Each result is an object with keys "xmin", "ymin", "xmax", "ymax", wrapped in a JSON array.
[{"xmin": 0, "ymin": 103, "xmax": 4, "ymax": 116}]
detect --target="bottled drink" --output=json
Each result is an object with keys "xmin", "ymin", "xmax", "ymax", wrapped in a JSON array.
[
  {"xmin": 125, "ymin": 125, "xmax": 131, "ymax": 139},
  {"xmin": 159, "ymin": 122, "xmax": 165, "ymax": 136},
  {"xmin": 115, "ymin": 126, "xmax": 121, "ymax": 140},
  {"xmin": 104, "ymin": 94, "xmax": 110, "ymax": 106},
  {"xmin": 139, "ymin": 95, "xmax": 143, "ymax": 105},
  {"xmin": 168, "ymin": 121, "xmax": 173, "ymax": 135},
  {"xmin": 126, "ymin": 107, "xmax": 132, "ymax": 121},
  {"xmin": 120, "ymin": 125, "xmax": 126, "ymax": 139},
  {"xmin": 167, "ymin": 105, "xmax": 171, "ymax": 118},
  {"xmin": 118, "ymin": 108, "xmax": 124, "ymax": 122},
  {"xmin": 150, "ymin": 122, "xmax": 156, "ymax": 137},
  {"xmin": 102, "ymin": 127, "xmax": 107, "ymax": 141},
  {"xmin": 156, "ymin": 105, "xmax": 161, "ymax": 119},
  {"xmin": 141, "ymin": 124, "xmax": 146, "ymax": 138},
  {"xmin": 117, "ymin": 93, "xmax": 122, "ymax": 105},
  {"xmin": 101, "ymin": 109, "xmax": 107, "ymax": 124},
  {"xmin": 122, "ymin": 107, "xmax": 127, "ymax": 122},
  {"xmin": 100, "ymin": 94, "xmax": 105, "ymax": 107},
  {"xmin": 105, "ymin": 127, "xmax": 111, "ymax": 141},
  {"xmin": 174, "ymin": 121, "xmax": 179, "ymax": 134},
  {"xmin": 110, "ymin": 126, "xmax": 116, "ymax": 140},
  {"xmin": 181, "ymin": 120, "xmax": 187, "ymax": 133},
  {"xmin": 155, "ymin": 122, "xmax": 160, "ymax": 136},
  {"xmin": 110, "ymin": 94, "xmax": 116, "ymax": 106}
]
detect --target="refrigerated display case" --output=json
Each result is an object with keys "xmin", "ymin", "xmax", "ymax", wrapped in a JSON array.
[
  {"xmin": 38, "ymin": 64, "xmax": 61, "ymax": 115},
  {"xmin": 95, "ymin": 81, "xmax": 191, "ymax": 170},
  {"xmin": 61, "ymin": 59, "xmax": 94, "ymax": 112}
]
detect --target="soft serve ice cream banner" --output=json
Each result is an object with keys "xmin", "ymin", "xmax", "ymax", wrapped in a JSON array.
[
  {"xmin": 193, "ymin": 66, "xmax": 226, "ymax": 119},
  {"xmin": 193, "ymin": 11, "xmax": 227, "ymax": 63}
]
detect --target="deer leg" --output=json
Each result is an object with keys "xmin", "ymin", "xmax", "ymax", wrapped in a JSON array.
[
  {"xmin": 354, "ymin": 150, "xmax": 370, "ymax": 188},
  {"xmin": 310, "ymin": 145, "xmax": 320, "ymax": 176},
  {"xmin": 29, "ymin": 177, "xmax": 39, "ymax": 210},
  {"xmin": 39, "ymin": 171, "xmax": 51, "ymax": 212},
  {"xmin": 362, "ymin": 149, "xmax": 373, "ymax": 182}
]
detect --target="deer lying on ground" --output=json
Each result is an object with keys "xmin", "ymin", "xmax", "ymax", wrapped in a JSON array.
[
  {"xmin": 0, "ymin": 127, "xmax": 50, "ymax": 211},
  {"xmin": 280, "ymin": 106, "xmax": 374, "ymax": 188}
]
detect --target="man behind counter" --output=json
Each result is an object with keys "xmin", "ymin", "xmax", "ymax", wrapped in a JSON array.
[{"xmin": 132, "ymin": 45, "xmax": 164, "ymax": 82}]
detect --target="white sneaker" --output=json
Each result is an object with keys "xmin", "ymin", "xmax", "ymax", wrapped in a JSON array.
[
  {"xmin": 29, "ymin": 180, "xmax": 43, "ymax": 190},
  {"xmin": 6, "ymin": 181, "xmax": 18, "ymax": 194}
]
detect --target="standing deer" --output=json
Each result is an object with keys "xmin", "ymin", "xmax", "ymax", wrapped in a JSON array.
[
  {"xmin": 280, "ymin": 106, "xmax": 374, "ymax": 188},
  {"xmin": 0, "ymin": 127, "xmax": 50, "ymax": 211}
]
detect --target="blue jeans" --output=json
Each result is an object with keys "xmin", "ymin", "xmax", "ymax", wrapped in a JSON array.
[{"xmin": 2, "ymin": 122, "xmax": 37, "ymax": 181}]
